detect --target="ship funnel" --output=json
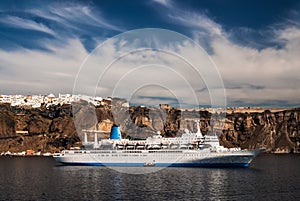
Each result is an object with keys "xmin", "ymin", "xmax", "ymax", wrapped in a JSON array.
[{"xmin": 110, "ymin": 125, "xmax": 122, "ymax": 140}]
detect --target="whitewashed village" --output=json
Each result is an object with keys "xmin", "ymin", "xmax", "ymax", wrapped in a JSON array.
[{"xmin": 0, "ymin": 93, "xmax": 106, "ymax": 108}]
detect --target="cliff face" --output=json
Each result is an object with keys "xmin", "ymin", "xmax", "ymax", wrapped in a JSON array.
[
  {"xmin": 220, "ymin": 110, "xmax": 300, "ymax": 153},
  {"xmin": 0, "ymin": 101, "xmax": 299, "ymax": 153}
]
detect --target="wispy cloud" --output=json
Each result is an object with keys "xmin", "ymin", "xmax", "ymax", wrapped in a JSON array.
[
  {"xmin": 45, "ymin": 4, "xmax": 123, "ymax": 31},
  {"xmin": 27, "ymin": 3, "xmax": 124, "ymax": 31},
  {"xmin": 0, "ymin": 2, "xmax": 124, "ymax": 51},
  {"xmin": 168, "ymin": 12, "xmax": 223, "ymax": 38},
  {"xmin": 150, "ymin": 1, "xmax": 225, "ymax": 53},
  {"xmin": 152, "ymin": 0, "xmax": 172, "ymax": 7},
  {"xmin": 0, "ymin": 16, "xmax": 56, "ymax": 36}
]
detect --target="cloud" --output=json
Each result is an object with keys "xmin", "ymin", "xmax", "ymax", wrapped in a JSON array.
[
  {"xmin": 45, "ymin": 4, "xmax": 123, "ymax": 32},
  {"xmin": 151, "ymin": 1, "xmax": 225, "ymax": 53},
  {"xmin": 211, "ymin": 26, "xmax": 300, "ymax": 106},
  {"xmin": 0, "ymin": 16, "xmax": 56, "ymax": 36},
  {"xmin": 0, "ymin": 2, "xmax": 124, "ymax": 51},
  {"xmin": 169, "ymin": 12, "xmax": 223, "ymax": 38},
  {"xmin": 151, "ymin": 1, "xmax": 223, "ymax": 38},
  {"xmin": 153, "ymin": 3, "xmax": 300, "ymax": 107},
  {"xmin": 152, "ymin": 0, "xmax": 172, "ymax": 7},
  {"xmin": 0, "ymin": 39, "xmax": 88, "ymax": 95},
  {"xmin": 0, "ymin": 1, "xmax": 299, "ymax": 108},
  {"xmin": 276, "ymin": 26, "xmax": 300, "ymax": 41},
  {"xmin": 71, "ymin": 29, "xmax": 226, "ymax": 109}
]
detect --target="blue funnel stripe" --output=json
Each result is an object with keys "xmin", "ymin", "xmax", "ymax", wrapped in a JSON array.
[{"xmin": 110, "ymin": 125, "xmax": 122, "ymax": 139}]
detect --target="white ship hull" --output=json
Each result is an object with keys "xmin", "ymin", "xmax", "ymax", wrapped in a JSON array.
[
  {"xmin": 53, "ymin": 149, "xmax": 261, "ymax": 167},
  {"xmin": 54, "ymin": 124, "xmax": 262, "ymax": 167}
]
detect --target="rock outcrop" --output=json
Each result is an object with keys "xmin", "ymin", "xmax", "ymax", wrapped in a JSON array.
[{"xmin": 0, "ymin": 100, "xmax": 299, "ymax": 153}]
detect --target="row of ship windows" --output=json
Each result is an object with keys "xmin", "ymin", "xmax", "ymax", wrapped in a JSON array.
[
  {"xmin": 70, "ymin": 151, "xmax": 208, "ymax": 158},
  {"xmin": 95, "ymin": 154, "xmax": 202, "ymax": 157},
  {"xmin": 97, "ymin": 154, "xmax": 147, "ymax": 157},
  {"xmin": 71, "ymin": 150, "xmax": 187, "ymax": 154},
  {"xmin": 148, "ymin": 151, "xmax": 183, "ymax": 153}
]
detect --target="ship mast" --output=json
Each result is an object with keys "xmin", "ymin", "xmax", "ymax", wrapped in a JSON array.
[
  {"xmin": 84, "ymin": 132, "xmax": 88, "ymax": 144},
  {"xmin": 195, "ymin": 120, "xmax": 203, "ymax": 138},
  {"xmin": 93, "ymin": 133, "xmax": 98, "ymax": 149}
]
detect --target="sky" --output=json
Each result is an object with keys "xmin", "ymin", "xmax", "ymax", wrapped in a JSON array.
[{"xmin": 0, "ymin": 0, "xmax": 300, "ymax": 108}]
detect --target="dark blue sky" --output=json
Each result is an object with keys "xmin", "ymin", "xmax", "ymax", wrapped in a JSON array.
[
  {"xmin": 0, "ymin": 0, "xmax": 299, "ymax": 51},
  {"xmin": 0, "ymin": 0, "xmax": 299, "ymax": 107}
]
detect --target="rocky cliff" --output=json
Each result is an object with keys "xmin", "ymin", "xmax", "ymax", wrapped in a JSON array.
[{"xmin": 0, "ymin": 100, "xmax": 299, "ymax": 153}]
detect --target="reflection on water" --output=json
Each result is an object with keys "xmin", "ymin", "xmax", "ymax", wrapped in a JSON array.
[{"xmin": 0, "ymin": 154, "xmax": 300, "ymax": 200}]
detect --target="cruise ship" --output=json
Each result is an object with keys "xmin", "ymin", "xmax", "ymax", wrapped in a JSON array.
[{"xmin": 53, "ymin": 123, "xmax": 262, "ymax": 167}]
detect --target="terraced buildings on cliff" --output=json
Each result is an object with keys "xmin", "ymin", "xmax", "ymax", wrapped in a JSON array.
[{"xmin": 0, "ymin": 94, "xmax": 104, "ymax": 108}]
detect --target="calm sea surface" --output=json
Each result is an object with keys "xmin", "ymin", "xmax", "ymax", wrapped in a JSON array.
[{"xmin": 0, "ymin": 154, "xmax": 299, "ymax": 201}]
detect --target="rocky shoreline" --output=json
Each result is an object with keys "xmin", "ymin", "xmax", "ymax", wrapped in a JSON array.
[{"xmin": 0, "ymin": 99, "xmax": 299, "ymax": 153}]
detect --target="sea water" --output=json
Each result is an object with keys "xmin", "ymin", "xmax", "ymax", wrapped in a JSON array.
[{"xmin": 0, "ymin": 154, "xmax": 299, "ymax": 200}]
